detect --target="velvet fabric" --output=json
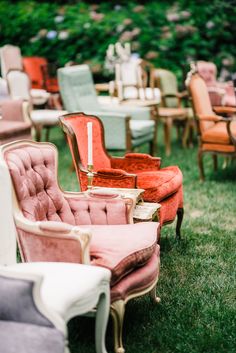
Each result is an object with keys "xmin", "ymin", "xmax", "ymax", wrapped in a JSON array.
[
  {"xmin": 81, "ymin": 222, "xmax": 158, "ymax": 286},
  {"xmin": 0, "ymin": 321, "xmax": 64, "ymax": 353},
  {"xmin": 111, "ymin": 246, "xmax": 160, "ymax": 302},
  {"xmin": 202, "ymin": 121, "xmax": 236, "ymax": 144}
]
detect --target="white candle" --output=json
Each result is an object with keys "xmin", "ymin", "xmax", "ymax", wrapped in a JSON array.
[{"xmin": 87, "ymin": 122, "xmax": 93, "ymax": 165}]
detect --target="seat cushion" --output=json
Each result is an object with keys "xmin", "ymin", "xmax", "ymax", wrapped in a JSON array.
[
  {"xmin": 130, "ymin": 119, "xmax": 155, "ymax": 138},
  {"xmin": 202, "ymin": 121, "xmax": 236, "ymax": 145},
  {"xmin": 0, "ymin": 321, "xmax": 64, "ymax": 353},
  {"xmin": 83, "ymin": 222, "xmax": 159, "ymax": 286},
  {"xmin": 31, "ymin": 109, "xmax": 67, "ymax": 126},
  {"xmin": 111, "ymin": 245, "xmax": 160, "ymax": 302},
  {"xmin": 136, "ymin": 166, "xmax": 183, "ymax": 202}
]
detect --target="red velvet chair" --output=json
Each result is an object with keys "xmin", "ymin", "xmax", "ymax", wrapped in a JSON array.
[
  {"xmin": 1, "ymin": 140, "xmax": 161, "ymax": 353},
  {"xmin": 60, "ymin": 113, "xmax": 184, "ymax": 238}
]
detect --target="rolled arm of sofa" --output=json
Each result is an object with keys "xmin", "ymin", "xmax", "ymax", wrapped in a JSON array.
[
  {"xmin": 14, "ymin": 212, "xmax": 91, "ymax": 264},
  {"xmin": 111, "ymin": 153, "xmax": 162, "ymax": 172}
]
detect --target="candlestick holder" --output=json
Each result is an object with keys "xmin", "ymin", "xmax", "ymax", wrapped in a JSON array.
[{"xmin": 87, "ymin": 164, "xmax": 94, "ymax": 190}]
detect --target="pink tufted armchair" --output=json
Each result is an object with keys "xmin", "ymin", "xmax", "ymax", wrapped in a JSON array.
[
  {"xmin": 0, "ymin": 140, "xmax": 161, "ymax": 353},
  {"xmin": 60, "ymin": 112, "xmax": 184, "ymax": 239},
  {"xmin": 197, "ymin": 61, "xmax": 236, "ymax": 108}
]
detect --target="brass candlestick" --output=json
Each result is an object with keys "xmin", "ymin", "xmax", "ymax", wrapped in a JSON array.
[{"xmin": 87, "ymin": 164, "xmax": 94, "ymax": 190}]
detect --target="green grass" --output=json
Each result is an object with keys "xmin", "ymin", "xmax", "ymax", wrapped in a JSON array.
[{"xmin": 48, "ymin": 126, "xmax": 236, "ymax": 353}]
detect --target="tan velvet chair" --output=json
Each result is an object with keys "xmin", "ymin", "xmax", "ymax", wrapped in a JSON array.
[
  {"xmin": 0, "ymin": 140, "xmax": 161, "ymax": 353},
  {"xmin": 186, "ymin": 69, "xmax": 236, "ymax": 180}
]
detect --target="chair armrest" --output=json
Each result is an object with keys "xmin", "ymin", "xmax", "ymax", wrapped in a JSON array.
[
  {"xmin": 197, "ymin": 114, "xmax": 224, "ymax": 122},
  {"xmin": 213, "ymin": 106, "xmax": 236, "ymax": 116},
  {"xmin": 14, "ymin": 211, "xmax": 91, "ymax": 264},
  {"xmin": 111, "ymin": 153, "xmax": 161, "ymax": 172}
]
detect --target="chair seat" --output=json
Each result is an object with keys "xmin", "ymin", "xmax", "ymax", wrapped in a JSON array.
[
  {"xmin": 136, "ymin": 166, "xmax": 183, "ymax": 202},
  {"xmin": 0, "ymin": 321, "xmax": 64, "ymax": 353},
  {"xmin": 31, "ymin": 109, "xmax": 67, "ymax": 126},
  {"xmin": 31, "ymin": 88, "xmax": 50, "ymax": 105},
  {"xmin": 130, "ymin": 119, "xmax": 155, "ymax": 138},
  {"xmin": 111, "ymin": 246, "xmax": 160, "ymax": 302},
  {"xmin": 9, "ymin": 262, "xmax": 111, "ymax": 319},
  {"xmin": 83, "ymin": 222, "xmax": 158, "ymax": 286},
  {"xmin": 158, "ymin": 107, "xmax": 188, "ymax": 118},
  {"xmin": 202, "ymin": 121, "xmax": 236, "ymax": 145},
  {"xmin": 0, "ymin": 120, "xmax": 31, "ymax": 139}
]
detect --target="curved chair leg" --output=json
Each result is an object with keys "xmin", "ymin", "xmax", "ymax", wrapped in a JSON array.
[
  {"xmin": 35, "ymin": 124, "xmax": 43, "ymax": 142},
  {"xmin": 198, "ymin": 149, "xmax": 204, "ymax": 181},
  {"xmin": 95, "ymin": 290, "xmax": 110, "ymax": 353},
  {"xmin": 164, "ymin": 117, "xmax": 173, "ymax": 156},
  {"xmin": 110, "ymin": 300, "xmax": 126, "ymax": 353},
  {"xmin": 149, "ymin": 284, "xmax": 161, "ymax": 304},
  {"xmin": 45, "ymin": 126, "xmax": 51, "ymax": 141},
  {"xmin": 176, "ymin": 207, "xmax": 184, "ymax": 239}
]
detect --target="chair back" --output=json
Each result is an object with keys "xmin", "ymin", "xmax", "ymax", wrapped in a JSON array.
[
  {"xmin": 58, "ymin": 65, "xmax": 100, "ymax": 112},
  {"xmin": 0, "ymin": 99, "xmax": 25, "ymax": 122},
  {"xmin": 0, "ymin": 160, "xmax": 17, "ymax": 265},
  {"xmin": 7, "ymin": 70, "xmax": 31, "ymax": 102},
  {"xmin": 197, "ymin": 61, "xmax": 217, "ymax": 86},
  {"xmin": 60, "ymin": 113, "xmax": 111, "ymax": 188},
  {"xmin": 23, "ymin": 57, "xmax": 47, "ymax": 89},
  {"xmin": 0, "ymin": 45, "xmax": 23, "ymax": 79},
  {"xmin": 187, "ymin": 72, "xmax": 215, "ymax": 132},
  {"xmin": 151, "ymin": 68, "xmax": 179, "ymax": 108}
]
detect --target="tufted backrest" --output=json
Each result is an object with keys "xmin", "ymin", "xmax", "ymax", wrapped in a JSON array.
[
  {"xmin": 3, "ymin": 142, "xmax": 126, "ymax": 225},
  {"xmin": 58, "ymin": 65, "xmax": 100, "ymax": 112},
  {"xmin": 188, "ymin": 73, "xmax": 215, "ymax": 132}
]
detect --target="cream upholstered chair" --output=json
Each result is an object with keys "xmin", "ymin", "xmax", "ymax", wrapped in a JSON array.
[
  {"xmin": 0, "ymin": 268, "xmax": 67, "ymax": 353},
  {"xmin": 6, "ymin": 70, "xmax": 67, "ymax": 140},
  {"xmin": 58, "ymin": 64, "xmax": 158, "ymax": 154},
  {"xmin": 0, "ymin": 157, "xmax": 111, "ymax": 353},
  {"xmin": 0, "ymin": 140, "xmax": 161, "ymax": 353},
  {"xmin": 0, "ymin": 44, "xmax": 51, "ymax": 107}
]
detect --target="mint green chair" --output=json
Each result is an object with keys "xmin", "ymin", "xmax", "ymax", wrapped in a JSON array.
[
  {"xmin": 58, "ymin": 65, "xmax": 157, "ymax": 153},
  {"xmin": 151, "ymin": 68, "xmax": 195, "ymax": 154}
]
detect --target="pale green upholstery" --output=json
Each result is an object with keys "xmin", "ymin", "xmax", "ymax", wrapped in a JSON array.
[
  {"xmin": 58, "ymin": 65, "xmax": 156, "ymax": 152},
  {"xmin": 154, "ymin": 69, "xmax": 179, "ymax": 108}
]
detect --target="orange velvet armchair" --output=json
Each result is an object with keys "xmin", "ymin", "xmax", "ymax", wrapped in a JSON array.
[
  {"xmin": 186, "ymin": 68, "xmax": 236, "ymax": 180},
  {"xmin": 60, "ymin": 112, "xmax": 184, "ymax": 238}
]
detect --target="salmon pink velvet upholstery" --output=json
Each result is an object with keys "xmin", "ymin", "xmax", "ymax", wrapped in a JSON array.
[
  {"xmin": 61, "ymin": 113, "xmax": 183, "ymax": 229},
  {"xmin": 3, "ymin": 142, "xmax": 159, "ymax": 286}
]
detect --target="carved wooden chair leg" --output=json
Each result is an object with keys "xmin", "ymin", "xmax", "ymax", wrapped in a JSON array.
[
  {"xmin": 213, "ymin": 154, "xmax": 218, "ymax": 171},
  {"xmin": 45, "ymin": 126, "xmax": 51, "ymax": 141},
  {"xmin": 149, "ymin": 284, "xmax": 161, "ymax": 304},
  {"xmin": 95, "ymin": 291, "xmax": 110, "ymax": 353},
  {"xmin": 110, "ymin": 300, "xmax": 126, "ymax": 353},
  {"xmin": 176, "ymin": 207, "xmax": 184, "ymax": 239},
  {"xmin": 182, "ymin": 119, "xmax": 190, "ymax": 148},
  {"xmin": 164, "ymin": 117, "xmax": 172, "ymax": 156},
  {"xmin": 198, "ymin": 149, "xmax": 205, "ymax": 181},
  {"xmin": 35, "ymin": 124, "xmax": 43, "ymax": 142}
]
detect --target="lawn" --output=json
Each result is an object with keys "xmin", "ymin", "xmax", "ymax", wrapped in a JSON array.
[{"xmin": 48, "ymin": 125, "xmax": 236, "ymax": 353}]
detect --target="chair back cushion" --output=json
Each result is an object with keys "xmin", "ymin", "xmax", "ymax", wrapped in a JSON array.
[
  {"xmin": 58, "ymin": 65, "xmax": 100, "ymax": 112},
  {"xmin": 0, "ymin": 99, "xmax": 24, "ymax": 122},
  {"xmin": 197, "ymin": 61, "xmax": 217, "ymax": 86},
  {"xmin": 0, "ymin": 45, "xmax": 23, "ymax": 79},
  {"xmin": 153, "ymin": 69, "xmax": 178, "ymax": 108},
  {"xmin": 62, "ymin": 114, "xmax": 111, "ymax": 172},
  {"xmin": 23, "ymin": 57, "xmax": 47, "ymax": 89},
  {"xmin": 189, "ymin": 73, "xmax": 215, "ymax": 132},
  {"xmin": 7, "ymin": 70, "xmax": 31, "ymax": 101}
]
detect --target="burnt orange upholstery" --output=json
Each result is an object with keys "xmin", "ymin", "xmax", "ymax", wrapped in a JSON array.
[
  {"xmin": 60, "ymin": 113, "xmax": 184, "ymax": 238},
  {"xmin": 187, "ymin": 71, "xmax": 236, "ymax": 180}
]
